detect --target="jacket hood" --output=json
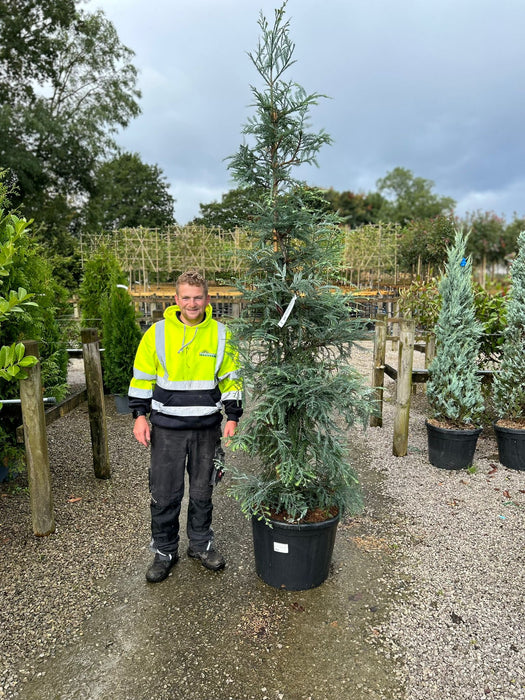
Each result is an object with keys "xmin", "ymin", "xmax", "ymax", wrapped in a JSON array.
[{"xmin": 163, "ymin": 303, "xmax": 214, "ymax": 327}]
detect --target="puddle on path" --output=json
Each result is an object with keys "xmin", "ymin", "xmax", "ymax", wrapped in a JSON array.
[{"xmin": 14, "ymin": 448, "xmax": 407, "ymax": 700}]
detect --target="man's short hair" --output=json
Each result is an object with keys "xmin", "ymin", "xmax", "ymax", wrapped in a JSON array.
[{"xmin": 175, "ymin": 270, "xmax": 208, "ymax": 297}]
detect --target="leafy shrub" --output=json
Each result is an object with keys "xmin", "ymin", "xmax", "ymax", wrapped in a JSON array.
[
  {"xmin": 398, "ymin": 278, "xmax": 440, "ymax": 330},
  {"xmin": 0, "ymin": 173, "xmax": 69, "ymax": 475},
  {"xmin": 398, "ymin": 277, "xmax": 506, "ymax": 368},
  {"xmin": 78, "ymin": 244, "xmax": 124, "ymax": 335}
]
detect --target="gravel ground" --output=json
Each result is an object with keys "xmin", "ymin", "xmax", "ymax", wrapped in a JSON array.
[
  {"xmin": 1, "ymin": 348, "xmax": 524, "ymax": 699},
  {"xmin": 366, "ymin": 378, "xmax": 525, "ymax": 699}
]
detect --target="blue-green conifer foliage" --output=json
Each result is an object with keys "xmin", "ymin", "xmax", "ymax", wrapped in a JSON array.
[
  {"xmin": 227, "ymin": 3, "xmax": 376, "ymax": 522},
  {"xmin": 492, "ymin": 230, "xmax": 525, "ymax": 420},
  {"xmin": 426, "ymin": 229, "xmax": 484, "ymax": 425}
]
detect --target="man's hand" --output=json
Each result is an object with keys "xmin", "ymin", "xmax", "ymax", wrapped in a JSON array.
[
  {"xmin": 133, "ymin": 415, "xmax": 151, "ymax": 447},
  {"xmin": 223, "ymin": 420, "xmax": 237, "ymax": 445}
]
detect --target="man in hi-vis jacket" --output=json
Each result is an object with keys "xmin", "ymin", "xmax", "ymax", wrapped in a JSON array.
[{"xmin": 129, "ymin": 271, "xmax": 243, "ymax": 583}]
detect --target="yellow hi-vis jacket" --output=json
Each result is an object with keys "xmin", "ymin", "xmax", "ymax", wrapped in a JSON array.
[{"xmin": 128, "ymin": 304, "xmax": 243, "ymax": 430}]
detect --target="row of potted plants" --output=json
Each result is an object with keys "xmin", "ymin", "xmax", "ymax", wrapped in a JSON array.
[{"xmin": 426, "ymin": 228, "xmax": 525, "ymax": 471}]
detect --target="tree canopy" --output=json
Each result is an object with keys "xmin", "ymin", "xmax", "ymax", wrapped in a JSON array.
[
  {"xmin": 321, "ymin": 188, "xmax": 385, "ymax": 228},
  {"xmin": 191, "ymin": 186, "xmax": 264, "ymax": 230},
  {"xmin": 376, "ymin": 166, "xmax": 456, "ymax": 224},
  {"xmin": 0, "ymin": 1, "xmax": 141, "ymax": 247},
  {"xmin": 85, "ymin": 152, "xmax": 176, "ymax": 232}
]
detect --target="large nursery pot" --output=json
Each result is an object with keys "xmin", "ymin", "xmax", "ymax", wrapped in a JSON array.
[
  {"xmin": 493, "ymin": 422, "xmax": 525, "ymax": 471},
  {"xmin": 251, "ymin": 512, "xmax": 340, "ymax": 591},
  {"xmin": 426, "ymin": 420, "xmax": 482, "ymax": 470}
]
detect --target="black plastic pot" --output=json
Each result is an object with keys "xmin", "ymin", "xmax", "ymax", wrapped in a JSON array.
[
  {"xmin": 494, "ymin": 422, "xmax": 525, "ymax": 471},
  {"xmin": 426, "ymin": 419, "xmax": 482, "ymax": 470},
  {"xmin": 113, "ymin": 394, "xmax": 131, "ymax": 414},
  {"xmin": 251, "ymin": 513, "xmax": 339, "ymax": 591}
]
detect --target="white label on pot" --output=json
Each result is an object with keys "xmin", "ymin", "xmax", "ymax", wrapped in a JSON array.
[{"xmin": 274, "ymin": 541, "xmax": 289, "ymax": 554}]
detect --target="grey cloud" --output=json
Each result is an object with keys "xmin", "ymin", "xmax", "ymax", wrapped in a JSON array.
[{"xmin": 87, "ymin": 0, "xmax": 525, "ymax": 223}]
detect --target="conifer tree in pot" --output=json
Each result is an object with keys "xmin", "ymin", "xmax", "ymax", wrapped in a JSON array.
[
  {"xmin": 492, "ymin": 230, "xmax": 525, "ymax": 470},
  {"xmin": 426, "ymin": 229, "xmax": 484, "ymax": 469},
  {"xmin": 227, "ymin": 2, "xmax": 376, "ymax": 590}
]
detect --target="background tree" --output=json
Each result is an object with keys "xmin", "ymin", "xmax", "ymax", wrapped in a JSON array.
[
  {"xmin": 84, "ymin": 152, "xmax": 176, "ymax": 232},
  {"xmin": 0, "ymin": 0, "xmax": 76, "ymax": 102},
  {"xmin": 463, "ymin": 210, "xmax": 507, "ymax": 283},
  {"xmin": 321, "ymin": 188, "xmax": 384, "ymax": 228},
  {"xmin": 504, "ymin": 215, "xmax": 525, "ymax": 256},
  {"xmin": 377, "ymin": 167, "xmax": 456, "ymax": 225},
  {"xmin": 0, "ymin": 2, "xmax": 141, "ymax": 261},
  {"xmin": 190, "ymin": 186, "xmax": 264, "ymax": 230},
  {"xmin": 398, "ymin": 215, "xmax": 457, "ymax": 275}
]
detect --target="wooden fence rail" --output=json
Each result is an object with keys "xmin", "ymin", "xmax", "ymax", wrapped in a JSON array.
[{"xmin": 371, "ymin": 318, "xmax": 435, "ymax": 455}]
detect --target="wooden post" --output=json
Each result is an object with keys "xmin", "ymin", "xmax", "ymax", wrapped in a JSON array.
[
  {"xmin": 424, "ymin": 331, "xmax": 436, "ymax": 394},
  {"xmin": 393, "ymin": 319, "xmax": 415, "ymax": 457},
  {"xmin": 81, "ymin": 328, "xmax": 111, "ymax": 479},
  {"xmin": 19, "ymin": 340, "xmax": 55, "ymax": 536},
  {"xmin": 425, "ymin": 332, "xmax": 436, "ymax": 368},
  {"xmin": 370, "ymin": 319, "xmax": 386, "ymax": 427}
]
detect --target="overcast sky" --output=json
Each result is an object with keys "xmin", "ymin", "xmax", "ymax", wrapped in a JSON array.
[{"xmin": 85, "ymin": 0, "xmax": 525, "ymax": 225}]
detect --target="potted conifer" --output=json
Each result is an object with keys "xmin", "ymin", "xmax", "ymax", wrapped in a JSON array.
[
  {"xmin": 492, "ymin": 230, "xmax": 525, "ymax": 470},
  {"xmin": 425, "ymin": 229, "xmax": 485, "ymax": 469},
  {"xmin": 101, "ymin": 282, "xmax": 142, "ymax": 413},
  {"xmin": 227, "ymin": 3, "xmax": 376, "ymax": 590}
]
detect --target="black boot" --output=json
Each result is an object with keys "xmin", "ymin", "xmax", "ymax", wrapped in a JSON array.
[
  {"xmin": 187, "ymin": 542, "xmax": 225, "ymax": 571},
  {"xmin": 146, "ymin": 552, "xmax": 179, "ymax": 583}
]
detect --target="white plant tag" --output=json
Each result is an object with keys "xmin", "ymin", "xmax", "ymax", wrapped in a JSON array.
[
  {"xmin": 277, "ymin": 294, "xmax": 297, "ymax": 327},
  {"xmin": 273, "ymin": 541, "xmax": 289, "ymax": 554}
]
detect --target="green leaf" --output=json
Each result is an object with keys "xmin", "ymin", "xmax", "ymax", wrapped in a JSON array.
[
  {"xmin": 5, "ymin": 343, "xmax": 16, "ymax": 365},
  {"xmin": 18, "ymin": 355, "xmax": 38, "ymax": 367},
  {"xmin": 15, "ymin": 342, "xmax": 25, "ymax": 362}
]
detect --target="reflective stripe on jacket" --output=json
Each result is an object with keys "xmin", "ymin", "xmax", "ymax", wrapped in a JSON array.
[{"xmin": 128, "ymin": 303, "xmax": 242, "ymax": 430}]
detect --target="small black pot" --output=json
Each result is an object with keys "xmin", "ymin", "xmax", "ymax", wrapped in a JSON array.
[
  {"xmin": 113, "ymin": 394, "xmax": 131, "ymax": 414},
  {"xmin": 251, "ymin": 513, "xmax": 339, "ymax": 591},
  {"xmin": 426, "ymin": 419, "xmax": 482, "ymax": 470},
  {"xmin": 494, "ymin": 421, "xmax": 525, "ymax": 471}
]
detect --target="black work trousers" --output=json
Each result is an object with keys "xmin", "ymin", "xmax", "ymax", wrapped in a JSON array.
[{"xmin": 149, "ymin": 424, "xmax": 219, "ymax": 556}]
